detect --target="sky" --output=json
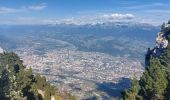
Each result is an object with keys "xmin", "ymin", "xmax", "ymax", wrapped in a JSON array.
[{"xmin": 0, "ymin": 0, "xmax": 170, "ymax": 25}]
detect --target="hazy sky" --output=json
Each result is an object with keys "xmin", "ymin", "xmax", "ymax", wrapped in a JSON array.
[{"xmin": 0, "ymin": 0, "xmax": 169, "ymax": 25}]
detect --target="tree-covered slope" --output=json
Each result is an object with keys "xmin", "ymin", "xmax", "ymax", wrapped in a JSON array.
[
  {"xmin": 0, "ymin": 52, "xmax": 76, "ymax": 100},
  {"xmin": 123, "ymin": 21, "xmax": 170, "ymax": 100}
]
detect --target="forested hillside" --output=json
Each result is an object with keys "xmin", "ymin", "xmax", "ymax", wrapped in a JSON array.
[
  {"xmin": 123, "ymin": 21, "xmax": 170, "ymax": 100},
  {"xmin": 0, "ymin": 52, "xmax": 76, "ymax": 100}
]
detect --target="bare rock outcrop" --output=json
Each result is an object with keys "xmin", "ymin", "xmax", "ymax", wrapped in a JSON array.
[
  {"xmin": 145, "ymin": 21, "xmax": 170, "ymax": 66},
  {"xmin": 156, "ymin": 32, "xmax": 168, "ymax": 49},
  {"xmin": 0, "ymin": 47, "xmax": 4, "ymax": 54}
]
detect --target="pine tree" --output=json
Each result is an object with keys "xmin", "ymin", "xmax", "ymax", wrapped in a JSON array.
[
  {"xmin": 123, "ymin": 79, "xmax": 142, "ymax": 100},
  {"xmin": 139, "ymin": 58, "xmax": 168, "ymax": 100},
  {"xmin": 0, "ymin": 53, "xmax": 76, "ymax": 100}
]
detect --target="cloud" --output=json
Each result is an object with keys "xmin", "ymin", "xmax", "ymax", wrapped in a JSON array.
[
  {"xmin": 0, "ymin": 13, "xmax": 162, "ymax": 25},
  {"xmin": 0, "ymin": 17, "xmax": 51, "ymax": 25},
  {"xmin": 57, "ymin": 13, "xmax": 135, "ymax": 25},
  {"xmin": 0, "ymin": 3, "xmax": 47, "ymax": 14},
  {"xmin": 0, "ymin": 7, "xmax": 21, "ymax": 14},
  {"xmin": 144, "ymin": 9, "xmax": 170, "ymax": 13},
  {"xmin": 101, "ymin": 13, "xmax": 134, "ymax": 20},
  {"xmin": 0, "ymin": 13, "xmax": 136, "ymax": 25},
  {"xmin": 27, "ymin": 3, "xmax": 47, "ymax": 10},
  {"xmin": 123, "ymin": 2, "xmax": 169, "ymax": 10}
]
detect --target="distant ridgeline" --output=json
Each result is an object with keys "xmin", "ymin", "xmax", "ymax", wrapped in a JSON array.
[
  {"xmin": 0, "ymin": 51, "xmax": 76, "ymax": 100},
  {"xmin": 122, "ymin": 20, "xmax": 170, "ymax": 100}
]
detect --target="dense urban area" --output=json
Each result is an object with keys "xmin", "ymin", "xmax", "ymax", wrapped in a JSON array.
[{"xmin": 15, "ymin": 47, "xmax": 143, "ymax": 99}]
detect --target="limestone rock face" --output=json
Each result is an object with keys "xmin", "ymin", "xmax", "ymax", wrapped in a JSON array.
[
  {"xmin": 0, "ymin": 47, "xmax": 4, "ymax": 54},
  {"xmin": 145, "ymin": 21, "xmax": 170, "ymax": 66},
  {"xmin": 165, "ymin": 23, "xmax": 170, "ymax": 28},
  {"xmin": 156, "ymin": 32, "xmax": 168, "ymax": 49}
]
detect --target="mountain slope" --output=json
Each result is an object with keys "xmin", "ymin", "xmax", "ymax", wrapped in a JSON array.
[
  {"xmin": 0, "ymin": 52, "xmax": 76, "ymax": 100},
  {"xmin": 123, "ymin": 21, "xmax": 170, "ymax": 100}
]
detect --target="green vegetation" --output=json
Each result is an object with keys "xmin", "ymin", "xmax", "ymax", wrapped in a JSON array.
[
  {"xmin": 122, "ymin": 21, "xmax": 170, "ymax": 100},
  {"xmin": 0, "ymin": 52, "xmax": 76, "ymax": 100}
]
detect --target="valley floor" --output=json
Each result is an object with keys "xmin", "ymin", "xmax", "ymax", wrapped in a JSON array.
[{"xmin": 15, "ymin": 47, "xmax": 144, "ymax": 99}]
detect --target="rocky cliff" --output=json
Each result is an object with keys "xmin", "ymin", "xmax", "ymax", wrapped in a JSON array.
[{"xmin": 123, "ymin": 20, "xmax": 170, "ymax": 100}]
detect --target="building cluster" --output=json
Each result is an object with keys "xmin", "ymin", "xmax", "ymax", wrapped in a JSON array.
[{"xmin": 16, "ymin": 48, "xmax": 144, "ymax": 99}]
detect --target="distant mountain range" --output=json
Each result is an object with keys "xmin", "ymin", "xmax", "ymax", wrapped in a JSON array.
[{"xmin": 0, "ymin": 22, "xmax": 159, "ymax": 60}]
